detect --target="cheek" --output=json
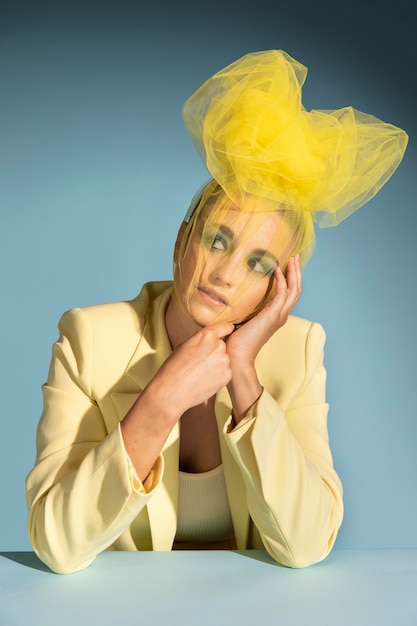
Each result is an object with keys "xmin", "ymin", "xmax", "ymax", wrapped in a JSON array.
[
  {"xmin": 234, "ymin": 277, "xmax": 271, "ymax": 311},
  {"xmin": 177, "ymin": 242, "xmax": 207, "ymax": 287}
]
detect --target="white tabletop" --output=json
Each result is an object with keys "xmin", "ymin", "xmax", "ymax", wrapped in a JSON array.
[{"xmin": 1, "ymin": 548, "xmax": 416, "ymax": 625}]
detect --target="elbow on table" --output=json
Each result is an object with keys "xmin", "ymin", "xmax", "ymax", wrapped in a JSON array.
[
  {"xmin": 27, "ymin": 500, "xmax": 98, "ymax": 574},
  {"xmin": 264, "ymin": 538, "xmax": 336, "ymax": 568},
  {"xmin": 262, "ymin": 521, "xmax": 341, "ymax": 569},
  {"xmin": 32, "ymin": 541, "xmax": 95, "ymax": 575},
  {"xmin": 28, "ymin": 521, "xmax": 95, "ymax": 575}
]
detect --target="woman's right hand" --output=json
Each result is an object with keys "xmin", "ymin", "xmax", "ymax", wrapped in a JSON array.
[
  {"xmin": 150, "ymin": 321, "xmax": 235, "ymax": 418},
  {"xmin": 121, "ymin": 321, "xmax": 234, "ymax": 480}
]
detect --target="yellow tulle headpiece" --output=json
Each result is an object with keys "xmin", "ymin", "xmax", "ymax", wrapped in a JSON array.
[{"xmin": 182, "ymin": 50, "xmax": 408, "ymax": 228}]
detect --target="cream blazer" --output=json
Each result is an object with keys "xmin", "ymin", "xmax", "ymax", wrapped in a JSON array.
[{"xmin": 26, "ymin": 282, "xmax": 343, "ymax": 574}]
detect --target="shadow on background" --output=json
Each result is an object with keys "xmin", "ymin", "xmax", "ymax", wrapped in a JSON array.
[{"xmin": 0, "ymin": 551, "xmax": 53, "ymax": 573}]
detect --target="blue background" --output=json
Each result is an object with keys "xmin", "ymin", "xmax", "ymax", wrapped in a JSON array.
[{"xmin": 1, "ymin": 0, "xmax": 415, "ymax": 552}]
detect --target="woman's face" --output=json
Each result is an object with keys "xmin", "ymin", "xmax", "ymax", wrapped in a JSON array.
[{"xmin": 173, "ymin": 205, "xmax": 295, "ymax": 327}]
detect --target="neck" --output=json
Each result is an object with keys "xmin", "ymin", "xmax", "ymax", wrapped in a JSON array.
[{"xmin": 165, "ymin": 295, "xmax": 200, "ymax": 349}]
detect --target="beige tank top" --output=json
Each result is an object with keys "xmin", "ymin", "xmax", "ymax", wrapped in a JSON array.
[{"xmin": 175, "ymin": 464, "xmax": 234, "ymax": 544}]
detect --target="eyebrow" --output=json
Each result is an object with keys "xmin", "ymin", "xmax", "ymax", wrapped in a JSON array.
[
  {"xmin": 217, "ymin": 224, "xmax": 234, "ymax": 240},
  {"xmin": 215, "ymin": 224, "xmax": 280, "ymax": 267},
  {"xmin": 252, "ymin": 248, "xmax": 280, "ymax": 267}
]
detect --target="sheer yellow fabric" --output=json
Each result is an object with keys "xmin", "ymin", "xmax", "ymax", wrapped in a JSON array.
[
  {"xmin": 174, "ymin": 50, "xmax": 408, "ymax": 324},
  {"xmin": 182, "ymin": 50, "xmax": 408, "ymax": 228}
]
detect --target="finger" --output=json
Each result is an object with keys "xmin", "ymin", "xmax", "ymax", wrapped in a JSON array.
[
  {"xmin": 286, "ymin": 257, "xmax": 301, "ymax": 300},
  {"xmin": 273, "ymin": 259, "xmax": 299, "ymax": 317},
  {"xmin": 294, "ymin": 254, "xmax": 303, "ymax": 296},
  {"xmin": 274, "ymin": 265, "xmax": 288, "ymax": 297},
  {"xmin": 264, "ymin": 266, "xmax": 287, "ymax": 312}
]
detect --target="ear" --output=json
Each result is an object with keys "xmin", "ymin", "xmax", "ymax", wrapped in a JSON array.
[{"xmin": 173, "ymin": 221, "xmax": 189, "ymax": 264}]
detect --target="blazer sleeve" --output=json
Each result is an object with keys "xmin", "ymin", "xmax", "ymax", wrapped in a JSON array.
[
  {"xmin": 26, "ymin": 308, "xmax": 163, "ymax": 574},
  {"xmin": 223, "ymin": 321, "xmax": 344, "ymax": 568}
]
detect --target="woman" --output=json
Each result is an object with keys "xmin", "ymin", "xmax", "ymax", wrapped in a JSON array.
[{"xmin": 26, "ymin": 50, "xmax": 407, "ymax": 574}]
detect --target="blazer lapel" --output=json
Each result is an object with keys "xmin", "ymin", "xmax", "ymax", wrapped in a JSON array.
[
  {"xmin": 215, "ymin": 387, "xmax": 250, "ymax": 550},
  {"xmin": 124, "ymin": 287, "xmax": 173, "ymax": 391},
  {"xmin": 146, "ymin": 424, "xmax": 179, "ymax": 550},
  {"xmin": 112, "ymin": 284, "xmax": 180, "ymax": 550},
  {"xmin": 111, "ymin": 388, "xmax": 180, "ymax": 550}
]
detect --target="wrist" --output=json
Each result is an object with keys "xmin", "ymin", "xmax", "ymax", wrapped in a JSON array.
[
  {"xmin": 227, "ymin": 364, "xmax": 262, "ymax": 424},
  {"xmin": 140, "ymin": 379, "xmax": 183, "ymax": 427}
]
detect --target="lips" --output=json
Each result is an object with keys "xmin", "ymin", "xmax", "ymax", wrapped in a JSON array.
[{"xmin": 197, "ymin": 286, "xmax": 229, "ymax": 306}]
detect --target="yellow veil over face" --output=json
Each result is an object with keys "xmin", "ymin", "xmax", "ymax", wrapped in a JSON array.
[
  {"xmin": 174, "ymin": 50, "xmax": 408, "ymax": 325},
  {"xmin": 182, "ymin": 50, "xmax": 408, "ymax": 235}
]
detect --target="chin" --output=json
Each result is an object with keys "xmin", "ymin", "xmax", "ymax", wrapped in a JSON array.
[{"xmin": 187, "ymin": 306, "xmax": 230, "ymax": 328}]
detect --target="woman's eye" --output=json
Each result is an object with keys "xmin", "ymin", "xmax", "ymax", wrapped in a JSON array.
[
  {"xmin": 202, "ymin": 230, "xmax": 228, "ymax": 251},
  {"xmin": 247, "ymin": 257, "xmax": 275, "ymax": 276},
  {"xmin": 211, "ymin": 235, "xmax": 226, "ymax": 250}
]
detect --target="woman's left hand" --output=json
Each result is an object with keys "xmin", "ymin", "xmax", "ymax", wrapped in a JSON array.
[
  {"xmin": 226, "ymin": 255, "xmax": 302, "ymax": 366},
  {"xmin": 225, "ymin": 255, "xmax": 302, "ymax": 423}
]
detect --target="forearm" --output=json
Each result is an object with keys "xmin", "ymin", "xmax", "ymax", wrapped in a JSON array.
[
  {"xmin": 121, "ymin": 379, "xmax": 181, "ymax": 482},
  {"xmin": 224, "ymin": 390, "xmax": 343, "ymax": 567},
  {"xmin": 227, "ymin": 362, "xmax": 263, "ymax": 424},
  {"xmin": 26, "ymin": 426, "xmax": 162, "ymax": 574}
]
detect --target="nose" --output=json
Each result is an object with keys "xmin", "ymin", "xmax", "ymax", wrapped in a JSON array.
[{"xmin": 209, "ymin": 253, "xmax": 245, "ymax": 288}]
